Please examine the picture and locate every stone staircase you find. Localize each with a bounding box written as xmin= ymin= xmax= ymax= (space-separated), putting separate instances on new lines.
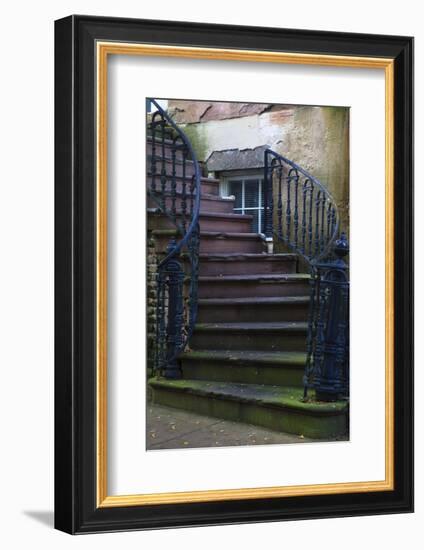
xmin=147 ymin=136 xmax=348 ymax=440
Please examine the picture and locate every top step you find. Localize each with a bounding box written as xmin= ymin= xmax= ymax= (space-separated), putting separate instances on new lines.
xmin=147 ymin=135 xmax=194 ymax=160
xmin=147 ymin=154 xmax=198 ymax=178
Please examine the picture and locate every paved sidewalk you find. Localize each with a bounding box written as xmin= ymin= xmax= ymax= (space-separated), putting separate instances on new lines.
xmin=146 ymin=404 xmax=313 ymax=450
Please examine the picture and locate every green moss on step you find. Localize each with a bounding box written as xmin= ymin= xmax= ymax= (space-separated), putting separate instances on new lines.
xmin=149 ymin=379 xmax=348 ymax=439
xmin=149 ymin=379 xmax=348 ymax=414
xmin=182 ymin=363 xmax=304 ymax=387
xmin=182 ymin=349 xmax=307 ymax=365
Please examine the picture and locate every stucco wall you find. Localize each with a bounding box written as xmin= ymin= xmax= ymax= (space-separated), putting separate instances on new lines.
xmin=168 ymin=100 xmax=349 ymax=233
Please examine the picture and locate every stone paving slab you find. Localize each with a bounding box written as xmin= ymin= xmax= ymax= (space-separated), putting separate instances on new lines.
xmin=146 ymin=404 xmax=314 ymax=450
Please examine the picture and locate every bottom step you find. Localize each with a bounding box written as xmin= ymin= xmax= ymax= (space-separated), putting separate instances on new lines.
xmin=149 ymin=379 xmax=348 ymax=440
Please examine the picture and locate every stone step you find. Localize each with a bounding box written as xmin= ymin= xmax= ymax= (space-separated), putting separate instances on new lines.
xmin=197 ymin=232 xmax=263 ymax=254
xmin=180 ymin=349 xmax=307 ymax=387
xmin=148 ymin=210 xmax=253 ymax=233
xmin=197 ymin=296 xmax=310 ymax=323
xmin=147 ymin=174 xmax=220 ymax=195
xmin=148 ymin=378 xmax=348 ymax=439
xmin=148 ymin=191 xmax=235 ymax=214
xmin=197 ymin=273 xmax=310 ymax=298
xmin=147 ymin=136 xmax=188 ymax=158
xmin=190 ymin=321 xmax=307 ymax=352
xmin=152 ymin=230 xmax=264 ymax=254
xmin=147 ymin=154 xmax=197 ymax=178
xmin=193 ymin=253 xmax=298 ymax=276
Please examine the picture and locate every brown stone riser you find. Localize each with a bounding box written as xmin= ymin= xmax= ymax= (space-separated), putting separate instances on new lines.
xmin=147 ymin=139 xmax=190 ymax=159
xmin=197 ymin=279 xmax=310 ymax=298
xmin=190 ymin=329 xmax=307 ymax=352
xmin=180 ymin=361 xmax=304 ymax=387
xmin=196 ymin=301 xmax=309 ymax=323
xmin=198 ymin=238 xmax=263 ymax=254
xmin=147 ymin=194 xmax=235 ymax=214
xmin=197 ymin=257 xmax=297 ymax=276
xmin=147 ymin=156 xmax=197 ymax=178
xmin=148 ymin=213 xmax=252 ymax=233
xmin=152 ymin=234 xmax=263 ymax=255
xmin=147 ymin=175 xmax=219 ymax=196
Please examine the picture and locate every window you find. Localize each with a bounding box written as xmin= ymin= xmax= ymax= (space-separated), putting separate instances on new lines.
xmin=227 ymin=176 xmax=265 ymax=233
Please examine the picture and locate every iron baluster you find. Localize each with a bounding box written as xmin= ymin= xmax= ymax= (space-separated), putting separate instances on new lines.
xmin=181 ymin=148 xmax=188 ymax=232
xmin=160 ymin=121 xmax=167 ymax=211
xmin=170 ymin=142 xmax=177 ymax=223
xmin=293 ymin=175 xmax=299 ymax=249
xmin=327 ymin=203 xmax=332 ymax=244
xmin=150 ymin=114 xmax=157 ymax=194
xmin=320 ymin=197 xmax=326 ymax=256
xmin=286 ymin=169 xmax=295 ymax=246
xmin=308 ymin=183 xmax=314 ymax=259
xmin=314 ymin=191 xmax=322 ymax=256
xmin=301 ymin=181 xmax=309 ymax=255
xmin=277 ymin=165 xmax=283 ymax=239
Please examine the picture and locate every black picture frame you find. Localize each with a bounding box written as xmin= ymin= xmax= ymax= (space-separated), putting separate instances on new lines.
xmin=55 ymin=15 xmax=414 ymax=534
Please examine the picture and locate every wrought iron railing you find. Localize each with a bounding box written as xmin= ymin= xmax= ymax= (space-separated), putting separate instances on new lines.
xmin=263 ymin=149 xmax=339 ymax=262
xmin=263 ymin=148 xmax=349 ymax=401
xmin=148 ymin=99 xmax=201 ymax=379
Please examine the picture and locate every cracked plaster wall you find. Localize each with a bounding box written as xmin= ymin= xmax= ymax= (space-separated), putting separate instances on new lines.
xmin=168 ymin=100 xmax=349 ymax=233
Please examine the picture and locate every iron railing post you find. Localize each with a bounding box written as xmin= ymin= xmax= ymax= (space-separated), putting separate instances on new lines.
xmin=304 ymin=233 xmax=349 ymax=401
xmin=163 ymin=239 xmax=184 ymax=379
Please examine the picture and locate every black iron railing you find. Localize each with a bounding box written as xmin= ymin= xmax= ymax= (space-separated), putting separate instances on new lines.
xmin=263 ymin=149 xmax=339 ymax=262
xmin=263 ymin=149 xmax=349 ymax=401
xmin=148 ymin=99 xmax=201 ymax=379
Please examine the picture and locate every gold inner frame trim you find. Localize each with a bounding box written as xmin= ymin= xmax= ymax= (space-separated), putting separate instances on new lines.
xmin=96 ymin=41 xmax=395 ymax=508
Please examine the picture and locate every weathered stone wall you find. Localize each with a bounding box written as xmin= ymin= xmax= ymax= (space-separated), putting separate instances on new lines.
xmin=167 ymin=100 xmax=349 ymax=233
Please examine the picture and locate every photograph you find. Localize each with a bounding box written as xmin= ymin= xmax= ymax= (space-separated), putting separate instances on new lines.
xmin=146 ymin=97 xmax=350 ymax=450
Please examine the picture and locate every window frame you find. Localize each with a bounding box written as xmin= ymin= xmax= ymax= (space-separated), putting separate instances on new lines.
xmin=221 ymin=171 xmax=265 ymax=233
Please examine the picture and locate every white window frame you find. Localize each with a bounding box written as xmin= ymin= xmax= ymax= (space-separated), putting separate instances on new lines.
xmin=221 ymin=172 xmax=264 ymax=233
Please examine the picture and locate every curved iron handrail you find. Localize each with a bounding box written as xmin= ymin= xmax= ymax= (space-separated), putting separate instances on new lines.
xmin=150 ymin=99 xmax=201 ymax=267
xmin=264 ymin=148 xmax=340 ymax=264
xmin=147 ymin=99 xmax=201 ymax=378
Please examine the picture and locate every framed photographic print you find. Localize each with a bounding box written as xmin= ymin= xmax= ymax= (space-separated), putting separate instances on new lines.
xmin=54 ymin=15 xmax=413 ymax=533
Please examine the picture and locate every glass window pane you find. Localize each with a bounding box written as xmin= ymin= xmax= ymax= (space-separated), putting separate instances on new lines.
xmin=245 ymin=180 xmax=259 ymax=208
xmin=228 ymin=180 xmax=242 ymax=209
xmin=249 ymin=209 xmax=259 ymax=233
